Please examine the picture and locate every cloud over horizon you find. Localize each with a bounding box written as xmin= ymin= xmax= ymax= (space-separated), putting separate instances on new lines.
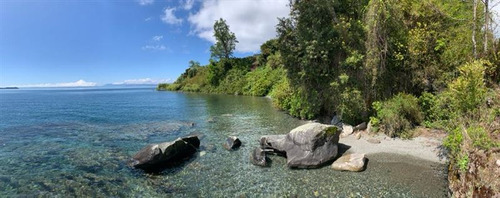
xmin=112 ymin=78 xmax=172 ymax=85
xmin=11 ymin=80 xmax=97 ymax=88
xmin=188 ymin=0 xmax=290 ymax=53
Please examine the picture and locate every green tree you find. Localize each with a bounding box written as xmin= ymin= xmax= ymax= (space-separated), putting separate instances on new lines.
xmin=210 ymin=18 xmax=238 ymax=60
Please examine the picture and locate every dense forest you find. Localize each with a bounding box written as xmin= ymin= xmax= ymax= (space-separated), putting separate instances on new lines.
xmin=158 ymin=0 xmax=500 ymax=196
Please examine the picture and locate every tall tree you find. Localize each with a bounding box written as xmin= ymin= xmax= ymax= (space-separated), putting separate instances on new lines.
xmin=210 ymin=18 xmax=238 ymax=60
xmin=473 ymin=0 xmax=478 ymax=59
xmin=484 ymin=0 xmax=490 ymax=53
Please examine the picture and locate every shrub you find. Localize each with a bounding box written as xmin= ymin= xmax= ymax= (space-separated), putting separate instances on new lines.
xmin=448 ymin=60 xmax=487 ymax=114
xmin=269 ymin=77 xmax=293 ymax=110
xmin=467 ymin=125 xmax=498 ymax=150
xmin=372 ymin=93 xmax=423 ymax=138
xmin=443 ymin=127 xmax=463 ymax=156
xmin=338 ymin=88 xmax=367 ymax=125
xmin=244 ymin=65 xmax=285 ymax=96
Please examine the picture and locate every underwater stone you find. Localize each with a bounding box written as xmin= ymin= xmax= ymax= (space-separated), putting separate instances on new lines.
xmin=223 ymin=136 xmax=241 ymax=151
xmin=128 ymin=135 xmax=200 ymax=171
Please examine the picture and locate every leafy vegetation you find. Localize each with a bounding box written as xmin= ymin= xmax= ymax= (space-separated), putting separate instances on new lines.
xmin=158 ymin=2 xmax=500 ymax=195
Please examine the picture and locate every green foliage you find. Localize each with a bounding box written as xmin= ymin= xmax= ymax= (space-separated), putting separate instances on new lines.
xmin=467 ymin=125 xmax=498 ymax=150
xmin=216 ymin=68 xmax=247 ymax=95
xmin=244 ymin=65 xmax=285 ymax=96
xmin=210 ymin=18 xmax=238 ymax=60
xmin=277 ymin=0 xmax=368 ymax=118
xmin=448 ymin=61 xmax=487 ymax=114
xmin=372 ymin=93 xmax=423 ymax=137
xmin=269 ymin=77 xmax=293 ymax=111
xmin=457 ymin=154 xmax=469 ymax=172
xmin=338 ymin=88 xmax=367 ymax=124
xmin=443 ymin=127 xmax=463 ymax=156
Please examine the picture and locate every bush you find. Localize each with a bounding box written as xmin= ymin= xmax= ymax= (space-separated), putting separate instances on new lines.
xmin=443 ymin=127 xmax=463 ymax=156
xmin=338 ymin=88 xmax=367 ymax=125
xmin=448 ymin=60 xmax=487 ymax=114
xmin=244 ymin=65 xmax=285 ymax=96
xmin=467 ymin=125 xmax=498 ymax=150
xmin=372 ymin=93 xmax=423 ymax=138
xmin=269 ymin=77 xmax=293 ymax=110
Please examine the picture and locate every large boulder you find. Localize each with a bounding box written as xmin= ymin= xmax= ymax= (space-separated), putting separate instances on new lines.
xmin=223 ymin=136 xmax=242 ymax=150
xmin=260 ymin=123 xmax=341 ymax=168
xmin=331 ymin=153 xmax=367 ymax=172
xmin=129 ymin=135 xmax=200 ymax=171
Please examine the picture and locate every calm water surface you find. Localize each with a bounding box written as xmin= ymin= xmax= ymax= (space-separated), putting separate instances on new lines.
xmin=0 ymin=88 xmax=447 ymax=197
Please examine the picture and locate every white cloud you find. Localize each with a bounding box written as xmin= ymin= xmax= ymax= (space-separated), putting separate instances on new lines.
xmin=145 ymin=17 xmax=152 ymax=22
xmin=112 ymin=78 xmax=172 ymax=85
xmin=137 ymin=0 xmax=153 ymax=6
xmin=14 ymin=80 xmax=97 ymax=88
xmin=152 ymin=35 xmax=163 ymax=41
xmin=182 ymin=0 xmax=195 ymax=10
xmin=142 ymin=45 xmax=167 ymax=51
xmin=161 ymin=7 xmax=183 ymax=25
xmin=188 ymin=0 xmax=290 ymax=53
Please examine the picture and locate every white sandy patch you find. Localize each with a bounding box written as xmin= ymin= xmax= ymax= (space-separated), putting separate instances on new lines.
xmin=339 ymin=133 xmax=447 ymax=164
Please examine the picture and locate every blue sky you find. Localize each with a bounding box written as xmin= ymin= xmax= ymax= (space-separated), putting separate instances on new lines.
xmin=0 ymin=0 xmax=290 ymax=87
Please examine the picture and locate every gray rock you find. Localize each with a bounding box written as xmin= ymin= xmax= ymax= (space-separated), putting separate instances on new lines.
xmin=223 ymin=136 xmax=242 ymax=150
xmin=259 ymin=123 xmax=341 ymax=168
xmin=340 ymin=124 xmax=354 ymax=138
xmin=129 ymin=135 xmax=200 ymax=171
xmin=367 ymin=138 xmax=381 ymax=144
xmin=260 ymin=135 xmax=287 ymax=153
xmin=353 ymin=122 xmax=367 ymax=131
xmin=250 ymin=147 xmax=269 ymax=167
xmin=331 ymin=153 xmax=366 ymax=172
xmin=330 ymin=115 xmax=343 ymax=128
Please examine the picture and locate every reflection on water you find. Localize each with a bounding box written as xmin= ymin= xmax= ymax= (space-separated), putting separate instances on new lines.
xmin=0 ymin=89 xmax=447 ymax=197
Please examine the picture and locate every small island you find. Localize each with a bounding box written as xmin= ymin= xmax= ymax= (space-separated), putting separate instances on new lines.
xmin=0 ymin=87 xmax=19 ymax=89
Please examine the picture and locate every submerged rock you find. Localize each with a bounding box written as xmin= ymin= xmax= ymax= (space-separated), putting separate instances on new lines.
xmin=331 ymin=153 xmax=367 ymax=172
xmin=250 ymin=147 xmax=269 ymax=167
xmin=128 ymin=135 xmax=200 ymax=171
xmin=223 ymin=136 xmax=242 ymax=150
xmin=259 ymin=123 xmax=341 ymax=168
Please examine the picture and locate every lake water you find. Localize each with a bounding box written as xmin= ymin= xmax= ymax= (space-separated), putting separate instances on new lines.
xmin=0 ymin=88 xmax=448 ymax=197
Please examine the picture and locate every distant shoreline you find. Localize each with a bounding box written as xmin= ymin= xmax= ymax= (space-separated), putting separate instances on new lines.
xmin=0 ymin=87 xmax=19 ymax=89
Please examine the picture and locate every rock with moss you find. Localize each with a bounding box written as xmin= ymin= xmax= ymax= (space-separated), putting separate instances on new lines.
xmin=260 ymin=123 xmax=341 ymax=168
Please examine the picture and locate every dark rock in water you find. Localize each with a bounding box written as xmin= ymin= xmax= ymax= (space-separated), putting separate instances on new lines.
xmin=259 ymin=123 xmax=341 ymax=168
xmin=223 ymin=136 xmax=241 ymax=150
xmin=181 ymin=135 xmax=200 ymax=148
xmin=250 ymin=147 xmax=269 ymax=167
xmin=128 ymin=135 xmax=200 ymax=171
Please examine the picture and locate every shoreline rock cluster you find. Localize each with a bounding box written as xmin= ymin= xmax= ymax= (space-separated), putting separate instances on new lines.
xmin=128 ymin=122 xmax=367 ymax=173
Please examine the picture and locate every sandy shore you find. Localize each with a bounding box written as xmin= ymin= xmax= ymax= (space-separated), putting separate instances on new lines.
xmin=339 ymin=132 xmax=448 ymax=164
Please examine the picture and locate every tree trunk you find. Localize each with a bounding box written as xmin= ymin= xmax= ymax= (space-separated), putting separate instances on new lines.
xmin=473 ymin=0 xmax=478 ymax=59
xmin=484 ymin=0 xmax=489 ymax=54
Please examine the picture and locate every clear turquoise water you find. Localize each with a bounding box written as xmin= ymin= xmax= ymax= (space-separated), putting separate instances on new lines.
xmin=0 ymin=88 xmax=448 ymax=197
